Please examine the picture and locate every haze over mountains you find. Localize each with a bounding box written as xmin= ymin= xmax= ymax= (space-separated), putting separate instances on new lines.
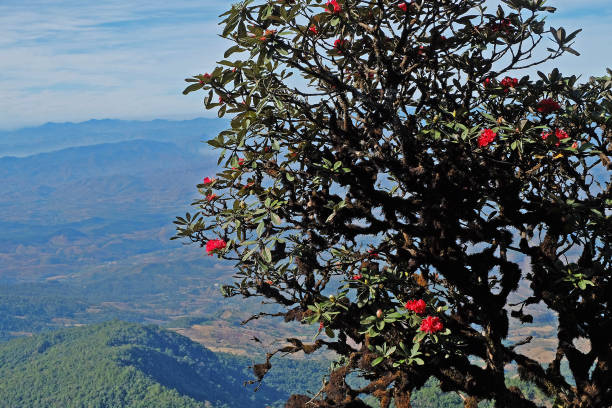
xmin=0 ymin=118 xmax=561 ymax=407
xmin=0 ymin=119 xmax=261 ymax=342
xmin=0 ymin=119 xmax=227 ymax=158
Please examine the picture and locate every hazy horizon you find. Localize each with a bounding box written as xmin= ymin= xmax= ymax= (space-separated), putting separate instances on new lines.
xmin=1 ymin=0 xmax=611 ymax=130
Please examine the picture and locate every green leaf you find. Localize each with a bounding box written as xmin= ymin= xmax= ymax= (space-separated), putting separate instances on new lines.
xmin=224 ymin=45 xmax=245 ymax=58
xmin=270 ymin=213 xmax=282 ymax=225
xmin=182 ymin=83 xmax=203 ymax=95
xmin=371 ymin=357 xmax=384 ymax=367
xmin=262 ymin=246 xmax=272 ymax=263
xmin=256 ymin=221 xmax=265 ymax=237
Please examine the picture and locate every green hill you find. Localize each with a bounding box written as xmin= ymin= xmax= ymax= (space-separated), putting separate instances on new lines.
xmin=0 ymin=320 xmax=327 ymax=408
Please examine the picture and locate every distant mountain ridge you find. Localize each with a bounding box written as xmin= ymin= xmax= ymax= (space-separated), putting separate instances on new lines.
xmin=0 ymin=118 xmax=227 ymax=158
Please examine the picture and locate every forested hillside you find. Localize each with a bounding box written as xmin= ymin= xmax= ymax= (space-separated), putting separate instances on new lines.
xmin=0 ymin=320 xmax=328 ymax=408
xmin=0 ymin=321 xmax=553 ymax=408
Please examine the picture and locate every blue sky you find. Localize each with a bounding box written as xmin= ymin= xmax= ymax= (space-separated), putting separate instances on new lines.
xmin=0 ymin=0 xmax=610 ymax=130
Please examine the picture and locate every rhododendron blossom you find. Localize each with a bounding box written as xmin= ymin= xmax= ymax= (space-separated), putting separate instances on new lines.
xmin=555 ymin=129 xmax=569 ymax=146
xmin=351 ymin=274 xmax=363 ymax=280
xmin=309 ymin=25 xmax=318 ymax=35
xmin=541 ymin=129 xmax=569 ymax=146
xmin=555 ymin=129 xmax=569 ymax=141
xmin=203 ymin=177 xmax=215 ymax=184
xmin=500 ymin=76 xmax=518 ymax=87
xmin=232 ymin=158 xmax=245 ymax=170
xmin=398 ymin=2 xmax=407 ymax=11
xmin=482 ymin=77 xmax=493 ymax=88
xmin=478 ymin=128 xmax=497 ymax=147
xmin=206 ymin=194 xmax=217 ymax=201
xmin=326 ymin=0 xmax=341 ymax=13
xmin=334 ymin=39 xmax=347 ymax=51
xmin=205 ymin=239 xmax=226 ymax=255
xmin=405 ymin=299 xmax=426 ymax=314
xmin=536 ymin=98 xmax=561 ymax=114
xmin=500 ymin=76 xmax=518 ymax=89
xmin=419 ymin=316 xmax=443 ymax=333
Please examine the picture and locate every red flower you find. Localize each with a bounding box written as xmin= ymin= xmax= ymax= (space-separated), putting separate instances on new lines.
xmin=555 ymin=129 xmax=569 ymax=141
xmin=536 ymin=98 xmax=561 ymax=114
xmin=555 ymin=129 xmax=569 ymax=146
xmin=334 ymin=38 xmax=347 ymax=51
xmin=405 ymin=299 xmax=426 ymax=314
xmin=206 ymin=193 xmax=217 ymax=201
xmin=419 ymin=316 xmax=443 ymax=333
xmin=309 ymin=25 xmax=318 ymax=35
xmin=218 ymin=96 xmax=225 ymax=104
xmin=232 ymin=158 xmax=245 ymax=170
xmin=500 ymin=76 xmax=518 ymax=89
xmin=398 ymin=2 xmax=407 ymax=11
xmin=404 ymin=299 xmax=427 ymax=314
xmin=202 ymin=73 xmax=211 ymax=79
xmin=478 ymin=128 xmax=497 ymax=147
xmin=541 ymin=129 xmax=569 ymax=146
xmin=319 ymin=321 xmax=324 ymax=331
xmin=489 ymin=18 xmax=512 ymax=34
xmin=205 ymin=239 xmax=226 ymax=256
xmin=571 ymin=141 xmax=578 ymax=149
xmin=351 ymin=274 xmax=363 ymax=280
xmin=326 ymin=0 xmax=341 ymax=13
xmin=483 ymin=77 xmax=494 ymax=88
xmin=203 ymin=177 xmax=215 ymax=185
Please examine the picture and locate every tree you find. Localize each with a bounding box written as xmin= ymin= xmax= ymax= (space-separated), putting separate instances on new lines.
xmin=175 ymin=0 xmax=611 ymax=406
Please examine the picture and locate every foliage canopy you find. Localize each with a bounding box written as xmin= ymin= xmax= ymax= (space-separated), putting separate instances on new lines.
xmin=177 ymin=0 xmax=611 ymax=406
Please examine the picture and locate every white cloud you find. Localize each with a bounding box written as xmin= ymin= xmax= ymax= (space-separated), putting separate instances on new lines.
xmin=0 ymin=0 xmax=610 ymax=130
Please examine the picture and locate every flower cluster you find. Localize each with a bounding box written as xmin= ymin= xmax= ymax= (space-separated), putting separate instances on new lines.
xmin=203 ymin=177 xmax=215 ymax=185
xmin=398 ymin=2 xmax=407 ymax=11
xmin=309 ymin=25 xmax=318 ymax=35
xmin=478 ymin=128 xmax=497 ymax=147
xmin=326 ymin=0 xmax=341 ymax=13
xmin=419 ymin=316 xmax=444 ymax=333
xmin=405 ymin=299 xmax=426 ymax=314
xmin=488 ymin=18 xmax=512 ymax=34
xmin=232 ymin=158 xmax=245 ymax=170
xmin=536 ymin=98 xmax=561 ymax=114
xmin=206 ymin=193 xmax=217 ymax=201
xmin=334 ymin=38 xmax=347 ymax=52
xmin=500 ymin=76 xmax=518 ymax=91
xmin=205 ymin=239 xmax=226 ymax=255
xmin=259 ymin=29 xmax=277 ymax=42
xmin=541 ymin=128 xmax=569 ymax=146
